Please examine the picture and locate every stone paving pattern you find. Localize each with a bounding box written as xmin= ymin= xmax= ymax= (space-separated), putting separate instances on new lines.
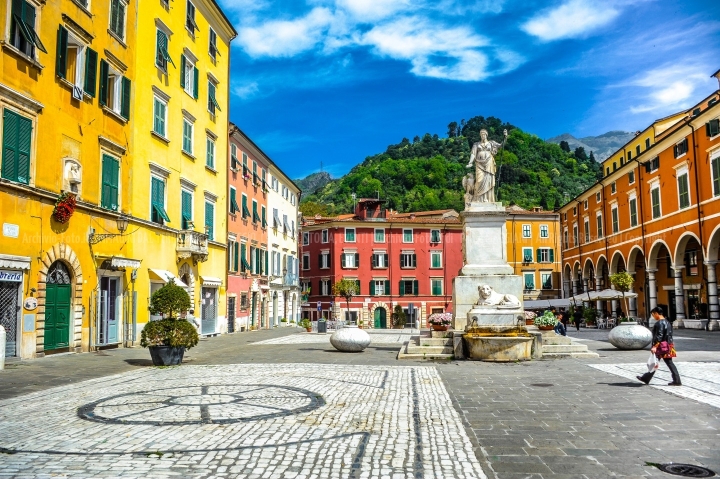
xmin=1 ymin=326 xmax=719 ymax=478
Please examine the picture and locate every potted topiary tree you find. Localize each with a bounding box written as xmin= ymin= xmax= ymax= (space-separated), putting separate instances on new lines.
xmin=391 ymin=305 xmax=406 ymax=329
xmin=141 ymin=281 xmax=199 ymax=366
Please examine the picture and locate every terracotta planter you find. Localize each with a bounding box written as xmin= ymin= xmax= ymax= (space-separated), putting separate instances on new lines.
xmin=526 ymin=319 xmax=535 ymax=325
xmin=431 ymin=324 xmax=450 ymax=331
xmin=537 ymin=325 xmax=554 ymax=331
xmin=305 ymin=327 xmax=312 ymax=332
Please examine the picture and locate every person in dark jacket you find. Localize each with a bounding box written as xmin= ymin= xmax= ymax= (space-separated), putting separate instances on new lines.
xmin=553 ymin=312 xmax=567 ymax=336
xmin=572 ymin=307 xmax=583 ymax=331
xmin=637 ymin=306 xmax=682 ymax=386
xmin=559 ymin=308 xmax=569 ymax=329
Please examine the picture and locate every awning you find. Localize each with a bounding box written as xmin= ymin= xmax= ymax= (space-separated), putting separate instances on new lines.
xmin=111 ymin=257 xmax=141 ymax=269
xmin=524 ymin=298 xmax=572 ymax=309
xmin=0 ymin=254 xmax=31 ymax=270
xmin=201 ymin=276 xmax=222 ymax=287
xmin=149 ymin=269 xmax=189 ymax=288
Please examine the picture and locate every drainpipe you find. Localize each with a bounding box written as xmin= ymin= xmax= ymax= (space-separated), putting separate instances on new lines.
xmin=633 ymin=157 xmax=649 ymax=316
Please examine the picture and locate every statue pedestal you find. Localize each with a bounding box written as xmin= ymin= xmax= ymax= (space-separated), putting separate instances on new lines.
xmin=451 ymin=201 xmax=531 ymax=361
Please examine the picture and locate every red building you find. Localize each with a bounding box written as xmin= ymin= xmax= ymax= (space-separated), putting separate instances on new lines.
xmin=300 ymin=200 xmax=462 ymax=328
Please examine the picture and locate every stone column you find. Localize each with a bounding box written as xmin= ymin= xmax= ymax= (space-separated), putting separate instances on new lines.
xmin=563 ymin=280 xmax=571 ymax=298
xmin=674 ymin=266 xmax=686 ymax=325
xmin=595 ymin=278 xmax=603 ymax=314
xmin=628 ymin=272 xmax=637 ymax=317
xmin=583 ymin=278 xmax=589 ymax=295
xmin=705 ymin=261 xmax=719 ymax=330
xmin=647 ymin=269 xmax=658 ymax=311
xmin=572 ymin=278 xmax=578 ymax=296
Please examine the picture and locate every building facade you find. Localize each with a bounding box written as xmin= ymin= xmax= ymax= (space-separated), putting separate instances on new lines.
xmin=300 ymin=201 xmax=462 ymax=327
xmin=559 ymin=79 xmax=720 ymax=328
xmin=227 ymin=124 xmax=271 ymax=331
xmin=0 ymin=0 xmax=138 ymax=358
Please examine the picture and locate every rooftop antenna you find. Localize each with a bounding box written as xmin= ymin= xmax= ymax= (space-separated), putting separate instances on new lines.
xmin=351 ymin=193 xmax=357 ymax=212
xmin=376 ymin=190 xmax=380 ymax=200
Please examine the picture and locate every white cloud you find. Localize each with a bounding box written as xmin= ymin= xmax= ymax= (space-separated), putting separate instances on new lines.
xmin=626 ymin=65 xmax=714 ymax=114
xmin=335 ymin=0 xmax=410 ymax=21
xmin=521 ymin=0 xmax=620 ymax=41
xmin=232 ymin=82 xmax=261 ymax=99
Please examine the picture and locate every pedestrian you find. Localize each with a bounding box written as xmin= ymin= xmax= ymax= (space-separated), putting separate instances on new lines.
xmin=572 ymin=307 xmax=582 ymax=331
xmin=559 ymin=308 xmax=569 ymax=328
xmin=636 ymin=306 xmax=682 ymax=386
xmin=187 ymin=308 xmax=200 ymax=329
xmin=615 ymin=305 xmax=622 ymax=318
xmin=553 ymin=312 xmax=566 ymax=336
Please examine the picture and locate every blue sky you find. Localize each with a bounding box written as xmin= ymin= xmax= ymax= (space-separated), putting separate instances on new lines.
xmin=218 ymin=0 xmax=720 ymax=181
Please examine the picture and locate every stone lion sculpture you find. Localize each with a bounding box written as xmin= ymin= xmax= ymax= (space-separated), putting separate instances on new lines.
xmin=477 ymin=284 xmax=520 ymax=306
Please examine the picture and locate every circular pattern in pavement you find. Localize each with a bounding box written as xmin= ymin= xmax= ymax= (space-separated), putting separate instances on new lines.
xmin=77 ymin=384 xmax=324 ymax=425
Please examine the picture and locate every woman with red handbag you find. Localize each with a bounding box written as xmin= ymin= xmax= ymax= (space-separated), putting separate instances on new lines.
xmin=636 ymin=306 xmax=682 ymax=386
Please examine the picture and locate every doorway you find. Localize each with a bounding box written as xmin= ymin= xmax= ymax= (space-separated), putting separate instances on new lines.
xmin=272 ymin=292 xmax=278 ymax=326
xmin=45 ymin=262 xmax=72 ymax=351
xmin=98 ymin=277 xmax=119 ymax=345
xmin=227 ymin=296 xmax=236 ymax=333
xmin=373 ymin=307 xmax=387 ymax=329
xmin=201 ymin=287 xmax=217 ymax=334
xmin=0 ymin=280 xmax=20 ymax=357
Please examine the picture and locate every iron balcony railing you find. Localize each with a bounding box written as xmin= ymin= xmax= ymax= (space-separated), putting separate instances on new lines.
xmin=283 ymin=273 xmax=299 ymax=287
xmin=177 ymin=230 xmax=209 ymax=261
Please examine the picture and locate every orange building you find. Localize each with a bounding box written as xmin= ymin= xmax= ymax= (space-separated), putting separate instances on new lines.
xmin=559 ymin=74 xmax=720 ymax=329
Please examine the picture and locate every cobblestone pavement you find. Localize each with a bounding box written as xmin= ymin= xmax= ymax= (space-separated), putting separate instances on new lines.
xmin=0 ymin=364 xmax=485 ymax=479
xmin=250 ymin=330 xmax=415 ymax=345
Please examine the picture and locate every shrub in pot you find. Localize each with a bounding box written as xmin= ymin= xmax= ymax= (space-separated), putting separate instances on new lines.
xmin=533 ymin=311 xmax=557 ymax=330
xmin=299 ymin=318 xmax=312 ymax=331
xmin=141 ymin=281 xmax=199 ymax=366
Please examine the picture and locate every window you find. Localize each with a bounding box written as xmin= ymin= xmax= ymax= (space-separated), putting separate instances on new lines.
xmin=371 ymin=280 xmax=388 ymax=296
xmin=611 ymin=206 xmax=619 ymax=234
xmin=242 ymin=152 xmax=248 ymax=176
xmin=430 ymin=251 xmax=442 ymax=268
xmin=10 ymin=0 xmax=46 ymax=58
xmin=261 ymin=205 xmax=266 ymax=228
xmin=596 ymin=192 xmax=601 ymax=202
xmin=629 ymin=197 xmax=638 ymax=227
xmin=252 ymin=200 xmax=260 ymax=224
xmin=374 ymin=229 xmax=385 ymax=243
xmin=302 ymin=254 xmax=309 ymax=270
xmin=522 ymin=247 xmax=533 ymax=263
xmin=611 ymin=182 xmax=616 ymax=194
xmin=400 ymin=252 xmax=416 ymax=268
xmin=239 ymin=244 xmax=249 ymax=272
xmin=651 ymin=185 xmax=661 ymax=219
xmin=646 ymin=138 xmax=651 ymax=149
xmin=583 ymin=199 xmax=588 ymax=210
xmin=322 ymin=229 xmax=328 ymax=243
xmin=230 ymin=144 xmax=239 ymax=169
xmin=522 ymin=224 xmax=531 ymax=238
xmin=155 ymin=29 xmax=174 ymax=71
xmin=677 ymin=168 xmax=690 ymax=209
xmin=345 ymin=228 xmax=356 ymax=242
xmin=153 ymin=96 xmax=167 ymax=137
xmin=109 ymin=0 xmax=127 ymax=40
xmin=303 ymin=232 xmax=309 ymax=245
xmin=403 ymin=229 xmax=413 ymax=243
xmin=524 ymin=273 xmax=535 ymax=290
xmin=56 ymin=27 xmax=96 ymax=100
xmin=372 ymin=252 xmax=388 ymax=268
xmin=596 ymin=213 xmax=603 ymax=238
xmin=584 ymin=219 xmax=589 ymax=243
xmin=241 ymin=194 xmax=250 ymax=219
xmin=98 ymin=60 xmax=131 ymax=119
xmin=399 ymin=280 xmax=418 ymax=296
xmin=636 ymin=145 xmax=641 ymax=156
xmin=186 ymin=0 xmax=198 ymax=34
xmin=430 ymin=229 xmax=441 ymax=243
xmin=343 ymin=252 xmax=358 ymax=268
xmin=209 ymin=28 xmax=218 ymax=61
xmin=150 ymin=177 xmax=170 ymax=224
xmin=228 ymin=240 xmax=237 ymax=272
xmin=261 ymin=169 xmax=267 ymax=190
xmin=646 ymin=157 xmax=660 ymax=173
xmin=252 ymin=161 xmax=258 ymax=184
xmin=572 ymin=206 xmax=577 ymax=215
xmin=321 ymin=280 xmax=330 ymax=296
xmin=1 ymin=109 xmax=32 ymax=184
xmin=674 ymin=138 xmax=689 ymax=158
xmin=208 ymin=80 xmax=221 ymax=115
xmin=431 ymin=279 xmax=443 ymax=296
xmin=206 ymin=136 xmax=215 ymax=169
xmin=538 ymin=248 xmax=553 ymax=263
xmin=320 ymin=252 xmax=330 ymax=269
xmin=540 ymin=225 xmax=549 ymax=238
xmin=182 ymin=119 xmax=193 ymax=154
xmin=181 ymin=189 xmax=193 ymax=229
xmin=685 ymin=250 xmax=699 ymax=276
xmin=204 ymin=201 xmax=214 ymax=241
xmin=707 ymin=119 xmax=720 ymax=138
xmin=712 ymin=152 xmax=720 ymax=197
xmin=628 ymin=171 xmax=635 ymax=184
xmin=563 ymin=229 xmax=568 ymax=249
xmin=100 ymin=154 xmax=119 ymax=210
xmin=627 ymin=151 xmax=632 ymax=161
xmin=229 ymin=187 xmax=239 ymax=214
xmin=606 ymin=167 xmax=610 ymax=176
xmin=573 ymin=224 xmax=578 ymax=246
xmin=180 ymin=55 xmax=199 ymax=98
xmin=541 ymin=273 xmax=552 ymax=290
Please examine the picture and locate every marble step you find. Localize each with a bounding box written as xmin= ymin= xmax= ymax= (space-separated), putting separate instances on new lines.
xmin=542 ymin=344 xmax=591 ymax=353
xmin=397 ymin=352 xmax=455 ymax=360
xmin=406 ymin=345 xmax=454 ymax=355
xmin=543 ymin=336 xmax=573 ymax=345
xmin=418 ymin=338 xmax=454 ymax=347
xmin=420 ymin=330 xmax=455 ymax=339
xmin=543 ymin=352 xmax=600 ymax=358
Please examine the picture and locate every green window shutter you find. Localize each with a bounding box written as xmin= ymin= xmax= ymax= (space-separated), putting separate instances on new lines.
xmin=355 ymin=280 xmax=361 ymax=295
xmin=120 ymin=76 xmax=131 ymax=120
xmin=16 ymin=112 xmax=31 ymax=184
xmin=262 ymin=206 xmax=266 ymax=227
xmin=536 ymin=248 xmax=541 ymax=262
xmin=181 ymin=190 xmax=192 ymax=229
xmin=230 ymin=188 xmax=236 ymax=213
xmin=399 ymin=281 xmax=404 ymax=296
xmin=180 ymin=55 xmax=186 ymax=88
xmin=56 ymin=25 xmax=68 ymax=79
xmin=84 ymin=48 xmax=97 ymax=97
xmin=412 ymin=254 xmax=417 ymax=268
xmin=205 ymin=202 xmax=214 ymax=241
xmin=549 ymin=249 xmax=554 ymax=263
xmin=265 ymin=249 xmax=268 ymax=274
xmin=240 ymin=244 xmax=247 ymax=272
xmin=2 ymin=110 xmax=19 ymax=182
xmin=98 ymin=61 xmax=109 ymax=107
xmin=713 ymin=157 xmax=720 ymax=196
xmin=341 ymin=254 xmax=346 ymax=268
xmin=413 ymin=280 xmax=418 ymax=295
xmin=193 ymin=67 xmax=199 ymax=99
xmin=371 ymin=254 xmax=376 ymax=268
xmin=369 ymin=281 xmax=375 ymax=296
xmin=101 ymin=155 xmax=119 ymax=210
xmin=384 ymin=280 xmax=390 ymax=295
xmin=355 ymin=253 xmax=359 ymax=268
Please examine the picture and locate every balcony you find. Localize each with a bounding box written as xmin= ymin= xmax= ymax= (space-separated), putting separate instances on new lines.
xmin=283 ymin=273 xmax=299 ymax=287
xmin=177 ymin=230 xmax=209 ymax=264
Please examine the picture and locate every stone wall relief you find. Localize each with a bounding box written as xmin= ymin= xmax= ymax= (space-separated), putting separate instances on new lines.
xmin=62 ymin=158 xmax=82 ymax=196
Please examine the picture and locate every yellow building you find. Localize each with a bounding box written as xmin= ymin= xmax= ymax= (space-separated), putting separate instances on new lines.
xmin=0 ymin=0 xmax=137 ymax=358
xmin=126 ymin=0 xmax=236 ymax=336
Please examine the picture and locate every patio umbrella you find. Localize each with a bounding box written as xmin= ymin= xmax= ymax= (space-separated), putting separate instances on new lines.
xmin=594 ymin=289 xmax=638 ymax=300
xmin=570 ymin=291 xmax=600 ymax=302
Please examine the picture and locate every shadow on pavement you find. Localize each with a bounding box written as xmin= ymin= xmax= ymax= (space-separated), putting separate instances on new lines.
xmin=124 ymin=359 xmax=154 ymax=367
xmin=600 ymin=382 xmax=644 ymax=387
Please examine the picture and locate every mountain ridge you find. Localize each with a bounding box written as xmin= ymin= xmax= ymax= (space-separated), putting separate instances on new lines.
xmin=547 ymin=131 xmax=635 ymax=162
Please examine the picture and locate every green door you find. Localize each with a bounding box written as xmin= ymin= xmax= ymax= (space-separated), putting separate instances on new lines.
xmin=374 ymin=307 xmax=387 ymax=329
xmin=45 ymin=262 xmax=72 ymax=351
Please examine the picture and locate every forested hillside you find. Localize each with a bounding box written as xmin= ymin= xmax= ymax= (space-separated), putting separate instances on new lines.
xmin=300 ymin=116 xmax=601 ymax=215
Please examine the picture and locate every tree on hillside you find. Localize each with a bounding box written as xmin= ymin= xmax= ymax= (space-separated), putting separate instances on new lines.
xmin=447 ymin=122 xmax=458 ymax=137
xmin=299 ymin=201 xmax=330 ymax=218
xmin=589 ymin=151 xmax=596 ymax=162
xmin=560 ymin=141 xmax=571 ymax=152
xmin=574 ymin=146 xmax=588 ymax=161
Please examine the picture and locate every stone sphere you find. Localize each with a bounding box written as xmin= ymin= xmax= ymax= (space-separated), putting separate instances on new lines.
xmin=330 ymin=326 xmax=371 ymax=352
xmin=608 ymin=322 xmax=652 ymax=350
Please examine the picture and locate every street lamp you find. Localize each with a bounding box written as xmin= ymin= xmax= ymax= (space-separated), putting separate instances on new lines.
xmin=89 ymin=215 xmax=129 ymax=245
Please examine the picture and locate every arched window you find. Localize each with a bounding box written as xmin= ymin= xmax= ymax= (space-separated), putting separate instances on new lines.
xmin=47 ymin=262 xmax=71 ymax=284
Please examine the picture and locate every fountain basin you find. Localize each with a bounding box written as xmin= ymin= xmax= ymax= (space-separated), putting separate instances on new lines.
xmin=463 ymin=335 xmax=533 ymax=361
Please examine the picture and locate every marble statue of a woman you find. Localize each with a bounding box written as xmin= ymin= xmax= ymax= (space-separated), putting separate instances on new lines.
xmin=465 ymin=129 xmax=507 ymax=203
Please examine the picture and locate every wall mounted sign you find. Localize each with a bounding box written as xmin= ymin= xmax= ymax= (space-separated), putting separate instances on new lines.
xmin=0 ymin=270 xmax=22 ymax=282
xmin=24 ymin=297 xmax=38 ymax=311
xmin=2 ymin=223 xmax=19 ymax=238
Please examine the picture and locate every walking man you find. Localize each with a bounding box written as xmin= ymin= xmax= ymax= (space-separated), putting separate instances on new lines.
xmin=637 ymin=306 xmax=682 ymax=386
xmin=572 ymin=307 xmax=582 ymax=331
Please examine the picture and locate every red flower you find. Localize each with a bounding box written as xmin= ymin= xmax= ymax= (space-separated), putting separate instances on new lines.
xmin=53 ymin=203 xmax=73 ymax=223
